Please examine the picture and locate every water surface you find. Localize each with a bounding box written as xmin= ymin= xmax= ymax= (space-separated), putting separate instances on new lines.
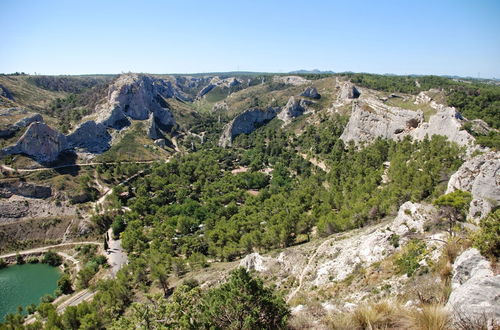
xmin=0 ymin=263 xmax=60 ymax=321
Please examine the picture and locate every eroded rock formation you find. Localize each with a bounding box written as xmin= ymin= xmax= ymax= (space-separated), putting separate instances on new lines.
xmin=67 ymin=120 xmax=111 ymax=153
xmin=301 ymin=87 xmax=321 ymax=99
xmin=277 ymin=97 xmax=308 ymax=124
xmin=219 ymin=107 xmax=279 ymax=147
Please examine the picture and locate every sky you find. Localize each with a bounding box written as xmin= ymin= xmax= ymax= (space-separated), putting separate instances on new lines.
xmin=1 ymin=0 xmax=499 ymax=77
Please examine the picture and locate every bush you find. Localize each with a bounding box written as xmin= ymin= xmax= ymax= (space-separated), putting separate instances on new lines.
xmin=58 ymin=274 xmax=73 ymax=294
xmin=395 ymin=240 xmax=427 ymax=276
xmin=0 ymin=258 xmax=7 ymax=269
xmin=16 ymin=253 xmax=25 ymax=265
xmin=42 ymin=250 xmax=63 ymax=267
xmin=472 ymin=209 xmax=500 ymax=260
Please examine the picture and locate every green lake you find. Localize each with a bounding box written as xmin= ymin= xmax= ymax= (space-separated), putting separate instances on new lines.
xmin=0 ymin=263 xmax=61 ymax=321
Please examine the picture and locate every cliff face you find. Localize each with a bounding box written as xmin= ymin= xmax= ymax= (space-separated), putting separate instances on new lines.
xmin=96 ymin=74 xmax=177 ymax=130
xmin=67 ymin=120 xmax=111 ymax=153
xmin=1 ymin=122 xmax=68 ymax=163
xmin=277 ymin=97 xmax=309 ymax=124
xmin=340 ymin=101 xmax=423 ymax=143
xmin=446 ymin=151 xmax=500 ymax=221
xmin=218 ymin=107 xmax=280 ymax=147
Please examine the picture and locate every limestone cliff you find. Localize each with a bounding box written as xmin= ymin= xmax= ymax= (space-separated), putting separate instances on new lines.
xmin=219 ymin=107 xmax=280 ymax=147
xmin=96 ymin=74 xmax=177 ymax=130
xmin=300 ymin=87 xmax=321 ymax=99
xmin=67 ymin=120 xmax=111 ymax=153
xmin=1 ymin=122 xmax=68 ymax=163
xmin=340 ymin=101 xmax=423 ymax=143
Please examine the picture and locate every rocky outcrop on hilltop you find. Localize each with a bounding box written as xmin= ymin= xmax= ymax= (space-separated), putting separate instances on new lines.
xmin=0 ymin=84 xmax=14 ymax=100
xmin=340 ymin=101 xmax=423 ymax=143
xmin=410 ymin=104 xmax=475 ymax=150
xmin=196 ymin=77 xmax=241 ymax=99
xmin=219 ymin=107 xmax=280 ymax=147
xmin=1 ymin=122 xmax=68 ymax=163
xmin=277 ymin=97 xmax=309 ymax=124
xmin=0 ymin=181 xmax=52 ymax=199
xmin=67 ymin=120 xmax=111 ymax=153
xmin=338 ymin=82 xmax=361 ymax=101
xmin=273 ymin=75 xmax=309 ymax=86
xmin=446 ymin=248 xmax=500 ymax=324
xmin=96 ymin=74 xmax=177 ymax=130
xmin=446 ymin=151 xmax=500 ymax=221
xmin=300 ymin=87 xmax=321 ymax=99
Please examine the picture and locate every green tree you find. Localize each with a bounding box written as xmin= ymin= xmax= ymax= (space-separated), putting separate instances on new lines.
xmin=42 ymin=250 xmax=63 ymax=266
xmin=58 ymin=274 xmax=73 ymax=294
xmin=433 ymin=190 xmax=472 ymax=235
xmin=199 ymin=268 xmax=289 ymax=329
xmin=472 ymin=209 xmax=500 ymax=259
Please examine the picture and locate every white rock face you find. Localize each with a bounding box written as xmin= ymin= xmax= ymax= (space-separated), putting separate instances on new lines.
xmin=277 ymin=97 xmax=308 ymax=124
xmin=96 ymin=74 xmax=177 ymax=130
xmin=196 ymin=77 xmax=241 ymax=99
xmin=338 ymin=82 xmax=361 ymax=101
xmin=410 ymin=104 xmax=476 ymax=150
xmin=67 ymin=120 xmax=111 ymax=153
xmin=239 ymin=253 xmax=277 ymax=272
xmin=340 ymin=101 xmax=423 ymax=144
xmin=446 ymin=151 xmax=500 ymax=221
xmin=273 ymin=75 xmax=309 ymax=86
xmin=1 ymin=122 xmax=68 ymax=163
xmin=447 ymin=248 xmax=500 ymax=324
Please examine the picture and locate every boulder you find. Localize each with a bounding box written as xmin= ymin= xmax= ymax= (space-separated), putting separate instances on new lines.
xmin=239 ymin=253 xmax=277 ymax=272
xmin=446 ymin=248 xmax=500 ymax=324
xmin=446 ymin=151 xmax=500 ymax=221
xmin=301 ymin=87 xmax=321 ymax=99
xmin=1 ymin=122 xmax=68 ymax=163
xmin=218 ymin=107 xmax=279 ymax=147
xmin=278 ymin=97 xmax=307 ymax=124
xmin=67 ymin=120 xmax=111 ymax=153
xmin=340 ymin=101 xmax=423 ymax=144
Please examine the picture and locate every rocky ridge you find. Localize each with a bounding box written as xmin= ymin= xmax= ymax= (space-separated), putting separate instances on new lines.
xmin=277 ymin=97 xmax=310 ymax=125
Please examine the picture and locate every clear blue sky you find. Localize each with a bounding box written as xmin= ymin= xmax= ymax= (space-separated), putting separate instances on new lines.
xmin=1 ymin=0 xmax=499 ymax=77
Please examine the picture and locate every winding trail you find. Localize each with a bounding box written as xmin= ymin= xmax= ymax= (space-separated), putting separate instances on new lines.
xmin=0 ymin=160 xmax=157 ymax=173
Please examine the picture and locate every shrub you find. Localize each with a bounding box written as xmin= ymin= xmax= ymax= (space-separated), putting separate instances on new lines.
xmin=472 ymin=209 xmax=500 ymax=260
xmin=395 ymin=240 xmax=427 ymax=277
xmin=42 ymin=250 xmax=63 ymax=267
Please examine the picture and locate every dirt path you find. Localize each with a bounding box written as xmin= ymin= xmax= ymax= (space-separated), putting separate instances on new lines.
xmin=106 ymin=228 xmax=128 ymax=277
xmin=0 ymin=160 xmax=157 ymax=173
xmin=0 ymin=241 xmax=101 ymax=259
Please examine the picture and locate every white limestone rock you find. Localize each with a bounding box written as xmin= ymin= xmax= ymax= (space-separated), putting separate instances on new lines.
xmin=447 ymin=248 xmax=500 ymax=324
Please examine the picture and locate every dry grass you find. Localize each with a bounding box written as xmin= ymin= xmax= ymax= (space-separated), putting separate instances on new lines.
xmin=323 ymin=301 xmax=459 ymax=330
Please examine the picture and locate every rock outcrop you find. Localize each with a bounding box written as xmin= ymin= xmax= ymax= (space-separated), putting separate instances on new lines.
xmin=446 ymin=151 xmax=500 ymax=221
xmin=340 ymin=101 xmax=423 ymax=143
xmin=219 ymin=107 xmax=279 ymax=147
xmin=338 ymin=82 xmax=361 ymax=100
xmin=0 ymin=181 xmax=52 ymax=199
xmin=0 ymin=84 xmax=14 ymax=100
xmin=277 ymin=97 xmax=308 ymax=124
xmin=146 ymin=113 xmax=163 ymax=140
xmin=96 ymin=74 xmax=177 ymax=130
xmin=196 ymin=77 xmax=241 ymax=99
xmin=1 ymin=122 xmax=68 ymax=163
xmin=446 ymin=248 xmax=500 ymax=324
xmin=67 ymin=120 xmax=111 ymax=153
xmin=410 ymin=104 xmax=475 ymax=150
xmin=300 ymin=87 xmax=321 ymax=99
xmin=273 ymin=75 xmax=309 ymax=86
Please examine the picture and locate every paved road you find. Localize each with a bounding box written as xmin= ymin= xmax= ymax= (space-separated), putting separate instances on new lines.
xmin=106 ymin=228 xmax=128 ymax=277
